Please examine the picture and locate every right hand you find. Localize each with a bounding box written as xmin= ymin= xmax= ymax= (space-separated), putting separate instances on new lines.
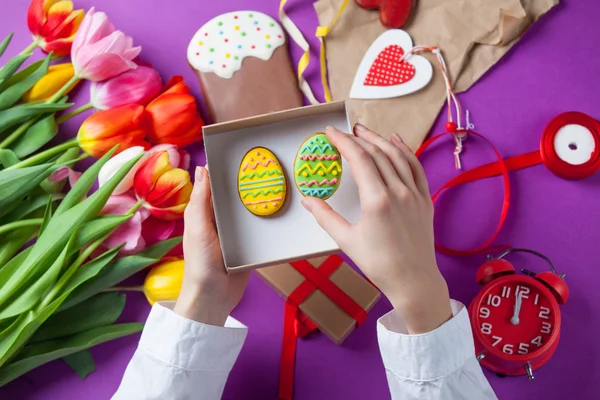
xmin=301 ymin=124 xmax=452 ymax=334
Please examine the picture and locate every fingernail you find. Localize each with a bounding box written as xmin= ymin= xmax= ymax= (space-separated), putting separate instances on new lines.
xmin=195 ymin=166 xmax=205 ymax=182
xmin=391 ymin=133 xmax=404 ymax=144
xmin=325 ymin=126 xmax=337 ymax=134
xmin=301 ymin=197 xmax=313 ymax=212
xmin=354 ymin=123 xmax=368 ymax=134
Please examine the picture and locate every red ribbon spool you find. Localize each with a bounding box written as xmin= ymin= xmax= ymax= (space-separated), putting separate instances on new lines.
xmin=441 ymin=112 xmax=600 ymax=189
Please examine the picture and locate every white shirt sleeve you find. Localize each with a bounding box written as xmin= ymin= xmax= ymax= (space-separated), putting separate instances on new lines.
xmin=112 ymin=302 xmax=247 ymax=400
xmin=377 ymin=299 xmax=497 ymax=400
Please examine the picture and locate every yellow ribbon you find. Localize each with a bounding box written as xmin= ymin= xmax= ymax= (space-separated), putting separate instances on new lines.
xmin=279 ymin=0 xmax=348 ymax=104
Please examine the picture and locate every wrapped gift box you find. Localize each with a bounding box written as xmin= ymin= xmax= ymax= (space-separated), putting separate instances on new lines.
xmin=203 ymin=102 xmax=362 ymax=273
xmin=257 ymin=254 xmax=381 ymax=344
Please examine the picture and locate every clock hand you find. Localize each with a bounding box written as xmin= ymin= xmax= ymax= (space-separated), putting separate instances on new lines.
xmin=510 ymin=291 xmax=523 ymax=325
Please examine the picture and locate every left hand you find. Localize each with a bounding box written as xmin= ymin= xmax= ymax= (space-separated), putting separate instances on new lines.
xmin=174 ymin=166 xmax=250 ymax=326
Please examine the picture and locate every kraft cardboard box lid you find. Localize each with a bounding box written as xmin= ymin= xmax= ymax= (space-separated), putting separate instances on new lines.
xmin=203 ymin=102 xmax=361 ymax=272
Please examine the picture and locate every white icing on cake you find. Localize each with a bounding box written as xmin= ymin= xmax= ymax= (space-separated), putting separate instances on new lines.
xmin=187 ymin=11 xmax=286 ymax=79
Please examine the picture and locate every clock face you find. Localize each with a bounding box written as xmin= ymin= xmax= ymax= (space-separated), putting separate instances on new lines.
xmin=474 ymin=278 xmax=559 ymax=359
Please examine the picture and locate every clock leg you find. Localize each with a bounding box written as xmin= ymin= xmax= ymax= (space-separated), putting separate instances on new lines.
xmin=476 ymin=352 xmax=486 ymax=362
xmin=525 ymin=362 xmax=535 ymax=380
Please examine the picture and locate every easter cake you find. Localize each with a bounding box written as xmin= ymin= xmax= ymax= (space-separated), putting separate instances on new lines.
xmin=187 ymin=11 xmax=303 ymax=123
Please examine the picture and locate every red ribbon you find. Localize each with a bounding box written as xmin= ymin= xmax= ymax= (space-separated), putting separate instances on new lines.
xmin=279 ymin=255 xmax=367 ymax=400
xmin=416 ymin=112 xmax=600 ymax=257
xmin=416 ymin=129 xmax=511 ymax=256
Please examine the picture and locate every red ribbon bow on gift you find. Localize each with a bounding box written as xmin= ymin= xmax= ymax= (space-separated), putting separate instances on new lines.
xmin=279 ymin=255 xmax=368 ymax=400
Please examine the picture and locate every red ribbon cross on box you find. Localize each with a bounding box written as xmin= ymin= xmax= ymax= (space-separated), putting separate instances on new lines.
xmin=278 ymin=255 xmax=368 ymax=400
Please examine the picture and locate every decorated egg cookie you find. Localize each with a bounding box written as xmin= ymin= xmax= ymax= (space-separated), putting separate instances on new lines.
xmin=294 ymin=133 xmax=342 ymax=200
xmin=238 ymin=147 xmax=286 ymax=216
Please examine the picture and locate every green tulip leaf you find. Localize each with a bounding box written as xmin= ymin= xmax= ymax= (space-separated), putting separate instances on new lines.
xmin=39 ymin=147 xmax=80 ymax=194
xmin=0 ymin=164 xmax=55 ymax=218
xmin=75 ymin=214 xmax=132 ymax=249
xmin=0 ymin=192 xmax=62 ymax=225
xmin=10 ymin=113 xmax=58 ymax=158
xmin=61 ymin=237 xmax=182 ymax=310
xmin=61 ymin=245 xmax=124 ymax=297
xmin=0 ymin=214 xmax=130 ymax=275
xmin=0 ymin=247 xmax=32 ymax=287
xmin=0 ymin=151 xmax=140 ymax=310
xmin=0 ymin=55 xmax=51 ymax=111
xmin=54 ymin=145 xmax=120 ymax=216
xmin=0 ymin=54 xmax=30 ymax=93
xmin=0 ymin=231 xmax=76 ymax=321
xmin=0 ymin=102 xmax=72 ymax=135
xmin=5 ymin=55 xmax=61 ymax=87
xmin=0 ymin=34 xmax=14 ymax=58
xmin=0 ymin=294 xmax=65 ymax=367
xmin=63 ymin=349 xmax=96 ymax=380
xmin=0 ymin=323 xmax=143 ymax=387
xmin=0 ymin=226 xmax=37 ymax=268
xmin=0 ymin=242 xmax=123 ymax=367
xmin=0 ymin=149 xmax=20 ymax=167
xmin=31 ymin=292 xmax=126 ymax=344
xmin=39 ymin=195 xmax=54 ymax=235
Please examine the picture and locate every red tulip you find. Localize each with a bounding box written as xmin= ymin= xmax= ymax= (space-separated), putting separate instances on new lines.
xmin=77 ymin=104 xmax=150 ymax=158
xmin=133 ymin=151 xmax=192 ymax=220
xmin=145 ymin=76 xmax=204 ymax=147
xmin=27 ymin=0 xmax=84 ymax=56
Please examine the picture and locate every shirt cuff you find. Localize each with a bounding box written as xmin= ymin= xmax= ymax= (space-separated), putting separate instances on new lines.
xmin=377 ymin=299 xmax=474 ymax=381
xmin=138 ymin=301 xmax=248 ymax=372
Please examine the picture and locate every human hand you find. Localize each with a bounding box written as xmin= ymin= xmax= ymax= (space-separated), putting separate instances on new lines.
xmin=174 ymin=166 xmax=250 ymax=326
xmin=301 ymin=125 xmax=452 ymax=334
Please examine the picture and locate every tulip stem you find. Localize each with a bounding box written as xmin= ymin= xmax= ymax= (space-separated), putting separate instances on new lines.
xmin=57 ymin=102 xmax=94 ymax=124
xmin=0 ymin=119 xmax=36 ymax=149
xmin=127 ymin=201 xmax=144 ymax=214
xmin=104 ymin=286 xmax=144 ymax=292
xmin=0 ymin=218 xmax=43 ymax=236
xmin=5 ymin=138 xmax=79 ymax=170
xmin=47 ymin=75 xmax=81 ymax=104
xmin=19 ymin=40 xmax=38 ymax=56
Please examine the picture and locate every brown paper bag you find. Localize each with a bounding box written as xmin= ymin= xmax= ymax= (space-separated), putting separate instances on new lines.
xmin=314 ymin=0 xmax=558 ymax=150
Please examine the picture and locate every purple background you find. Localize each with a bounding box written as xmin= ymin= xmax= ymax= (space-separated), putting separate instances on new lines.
xmin=2 ymin=0 xmax=600 ymax=399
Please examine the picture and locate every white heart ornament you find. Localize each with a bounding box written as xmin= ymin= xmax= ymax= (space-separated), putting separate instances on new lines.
xmin=350 ymin=30 xmax=433 ymax=100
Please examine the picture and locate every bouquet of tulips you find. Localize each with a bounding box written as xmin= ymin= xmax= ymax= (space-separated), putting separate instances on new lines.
xmin=0 ymin=0 xmax=205 ymax=386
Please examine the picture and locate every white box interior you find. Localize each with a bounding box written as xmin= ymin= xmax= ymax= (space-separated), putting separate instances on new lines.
xmin=203 ymin=103 xmax=361 ymax=271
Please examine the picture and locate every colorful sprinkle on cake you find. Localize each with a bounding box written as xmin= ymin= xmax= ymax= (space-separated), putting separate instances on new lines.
xmin=187 ymin=11 xmax=286 ymax=80
xmin=294 ymin=133 xmax=342 ymax=200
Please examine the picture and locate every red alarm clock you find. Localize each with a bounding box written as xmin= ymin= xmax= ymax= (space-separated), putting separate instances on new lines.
xmin=468 ymin=248 xmax=569 ymax=379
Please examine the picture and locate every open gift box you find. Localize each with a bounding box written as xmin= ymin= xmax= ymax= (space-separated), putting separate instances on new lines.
xmin=203 ymin=101 xmax=361 ymax=273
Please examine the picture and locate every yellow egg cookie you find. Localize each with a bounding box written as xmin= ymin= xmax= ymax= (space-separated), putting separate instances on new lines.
xmin=238 ymin=147 xmax=286 ymax=216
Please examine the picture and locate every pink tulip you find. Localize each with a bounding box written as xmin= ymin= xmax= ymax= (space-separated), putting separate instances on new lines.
xmin=99 ymin=193 xmax=183 ymax=256
xmin=90 ymin=64 xmax=162 ymax=110
xmin=100 ymin=194 xmax=150 ymax=253
xmin=98 ymin=144 xmax=189 ymax=195
xmin=71 ymin=8 xmax=141 ymax=81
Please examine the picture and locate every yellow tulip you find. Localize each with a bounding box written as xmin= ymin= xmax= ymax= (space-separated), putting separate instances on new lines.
xmin=23 ymin=63 xmax=77 ymax=103
xmin=143 ymin=258 xmax=184 ymax=305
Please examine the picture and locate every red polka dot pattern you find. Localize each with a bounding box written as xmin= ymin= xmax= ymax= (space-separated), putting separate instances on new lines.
xmin=364 ymin=45 xmax=415 ymax=87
